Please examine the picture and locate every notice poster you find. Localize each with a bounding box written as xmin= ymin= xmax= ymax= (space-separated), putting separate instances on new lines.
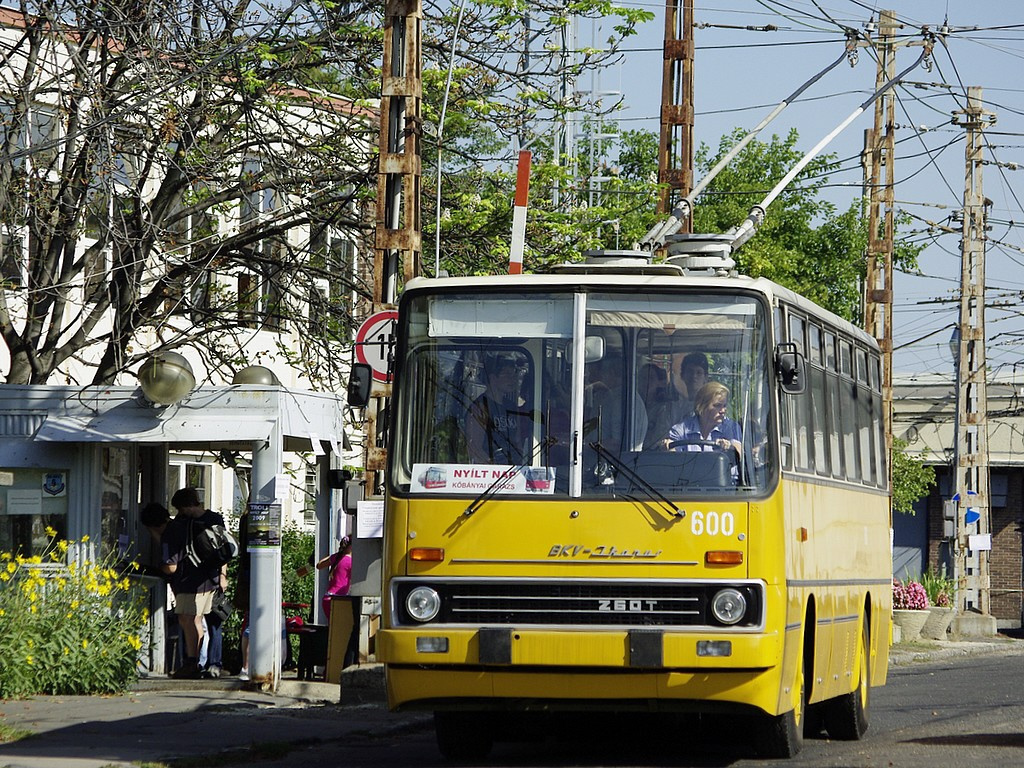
xmin=356 ymin=499 xmax=384 ymax=539
xmin=248 ymin=501 xmax=282 ymax=547
xmin=411 ymin=464 xmax=556 ymax=495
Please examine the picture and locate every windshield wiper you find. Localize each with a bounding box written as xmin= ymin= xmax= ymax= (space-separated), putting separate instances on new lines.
xmin=589 ymin=441 xmax=685 ymax=519
xmin=464 ymin=437 xmax=556 ymax=517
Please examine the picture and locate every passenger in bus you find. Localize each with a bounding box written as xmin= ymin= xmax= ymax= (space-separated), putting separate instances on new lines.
xmin=465 ymin=354 xmax=530 ymax=464
xmin=676 ymin=351 xmax=709 ymax=414
xmin=665 ymin=381 xmax=742 ymax=455
xmin=639 ymin=362 xmax=677 ymax=450
xmin=584 ymin=352 xmax=648 ymax=453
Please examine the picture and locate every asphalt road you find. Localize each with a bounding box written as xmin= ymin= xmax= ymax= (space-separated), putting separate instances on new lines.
xmin=4 ymin=641 xmax=1024 ymax=768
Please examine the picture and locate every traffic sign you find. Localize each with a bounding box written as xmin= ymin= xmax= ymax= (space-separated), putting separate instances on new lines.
xmin=355 ymin=310 xmax=398 ymax=383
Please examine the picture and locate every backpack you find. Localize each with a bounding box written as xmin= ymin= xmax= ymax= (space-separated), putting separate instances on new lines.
xmin=186 ymin=518 xmax=239 ymax=568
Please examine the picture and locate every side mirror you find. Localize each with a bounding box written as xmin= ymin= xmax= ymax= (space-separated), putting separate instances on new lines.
xmin=775 ymin=342 xmax=806 ymax=395
xmin=347 ymin=363 xmax=373 ymax=407
xmin=584 ymin=336 xmax=605 ymax=364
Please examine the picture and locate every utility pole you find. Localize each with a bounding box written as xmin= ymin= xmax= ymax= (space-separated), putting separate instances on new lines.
xmin=369 ymin=0 xmax=423 ymax=485
xmin=862 ymin=10 xmax=897 ymax=481
xmin=951 ymin=86 xmax=996 ymax=629
xmin=657 ymin=0 xmax=694 ymax=224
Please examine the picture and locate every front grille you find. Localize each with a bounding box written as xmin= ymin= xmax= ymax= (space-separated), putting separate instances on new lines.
xmin=393 ymin=579 xmax=762 ymax=629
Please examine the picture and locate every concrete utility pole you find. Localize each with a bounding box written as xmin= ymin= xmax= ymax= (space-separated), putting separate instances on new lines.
xmin=951 ymin=86 xmax=996 ymax=630
xmin=862 ymin=10 xmax=897 ymax=476
xmin=657 ymin=0 xmax=694 ymax=224
xmin=369 ymin=0 xmax=423 ymax=484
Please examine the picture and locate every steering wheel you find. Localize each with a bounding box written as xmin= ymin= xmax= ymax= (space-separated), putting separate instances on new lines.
xmin=668 ymin=438 xmax=744 ymax=483
xmin=667 ymin=438 xmax=723 ymax=451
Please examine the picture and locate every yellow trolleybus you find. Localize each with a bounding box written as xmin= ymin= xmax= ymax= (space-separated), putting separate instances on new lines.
xmin=373 ymin=250 xmax=891 ymax=759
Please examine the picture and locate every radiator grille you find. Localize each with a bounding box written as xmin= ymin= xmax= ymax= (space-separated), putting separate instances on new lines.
xmin=393 ymin=580 xmax=762 ymax=629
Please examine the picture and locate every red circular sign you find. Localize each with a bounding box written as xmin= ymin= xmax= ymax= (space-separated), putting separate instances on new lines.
xmin=355 ymin=310 xmax=398 ymax=383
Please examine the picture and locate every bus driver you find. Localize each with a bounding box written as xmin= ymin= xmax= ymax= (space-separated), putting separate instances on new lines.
xmin=665 ymin=381 xmax=742 ymax=455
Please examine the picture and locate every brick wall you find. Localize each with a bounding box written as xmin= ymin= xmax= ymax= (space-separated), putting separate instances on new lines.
xmin=924 ymin=467 xmax=1023 ymax=626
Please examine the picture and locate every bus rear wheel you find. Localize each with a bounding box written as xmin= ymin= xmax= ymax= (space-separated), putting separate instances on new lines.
xmin=434 ymin=711 xmax=494 ymax=762
xmin=822 ymin=619 xmax=871 ymax=740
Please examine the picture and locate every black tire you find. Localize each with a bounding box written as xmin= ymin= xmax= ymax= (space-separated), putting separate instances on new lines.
xmin=757 ymin=650 xmax=806 ymax=758
xmin=434 ymin=711 xmax=494 ymax=762
xmin=822 ymin=618 xmax=871 ymax=740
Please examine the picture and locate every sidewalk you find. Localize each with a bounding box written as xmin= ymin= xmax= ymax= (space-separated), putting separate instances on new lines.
xmin=0 ymin=665 xmax=429 ymax=768
xmin=2 ymin=638 xmax=1023 ymax=768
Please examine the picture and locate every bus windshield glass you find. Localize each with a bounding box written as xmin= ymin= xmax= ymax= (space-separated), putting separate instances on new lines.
xmin=392 ymin=289 xmax=776 ymax=499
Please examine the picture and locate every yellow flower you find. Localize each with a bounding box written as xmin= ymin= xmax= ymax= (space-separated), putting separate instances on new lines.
xmin=30 ymin=605 xmax=37 ymax=614
xmin=6 ymin=561 xmax=15 ymax=574
xmin=128 ymin=635 xmax=142 ymax=650
xmin=26 ymin=655 xmax=33 ymax=665
xmin=58 ymin=541 xmax=68 ymax=553
xmin=1 ymin=552 xmax=10 ymax=560
xmin=81 ymin=535 xmax=90 ymax=542
xmin=82 ymin=639 xmax=89 ymax=649
xmin=71 ymin=599 xmax=80 ymax=610
xmin=44 ymin=525 xmax=57 ymax=537
xmin=0 ymin=572 xmax=9 ymax=582
xmin=63 ymin=647 xmax=69 ymax=655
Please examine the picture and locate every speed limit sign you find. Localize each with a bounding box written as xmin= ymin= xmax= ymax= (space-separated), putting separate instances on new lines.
xmin=355 ymin=310 xmax=398 ymax=383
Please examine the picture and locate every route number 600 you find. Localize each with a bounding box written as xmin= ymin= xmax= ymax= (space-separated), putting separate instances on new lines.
xmin=690 ymin=510 xmax=735 ymax=537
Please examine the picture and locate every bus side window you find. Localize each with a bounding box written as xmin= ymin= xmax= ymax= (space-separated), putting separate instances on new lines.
xmin=788 ymin=313 xmax=811 ymax=473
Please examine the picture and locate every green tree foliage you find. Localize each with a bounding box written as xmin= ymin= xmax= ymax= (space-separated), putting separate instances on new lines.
xmin=891 ymin=437 xmax=936 ymax=515
xmin=429 ymin=124 xmax=660 ymax=275
xmin=690 ymin=128 xmax=924 ymax=323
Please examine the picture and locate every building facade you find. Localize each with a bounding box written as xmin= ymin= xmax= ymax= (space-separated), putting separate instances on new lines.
xmin=893 ymin=374 xmax=1024 ymax=628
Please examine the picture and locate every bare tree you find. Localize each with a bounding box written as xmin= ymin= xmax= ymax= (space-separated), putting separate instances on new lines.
xmin=0 ymin=0 xmax=649 ymax=387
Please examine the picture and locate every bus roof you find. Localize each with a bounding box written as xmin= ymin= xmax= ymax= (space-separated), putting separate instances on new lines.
xmin=403 ymin=270 xmax=879 ymax=351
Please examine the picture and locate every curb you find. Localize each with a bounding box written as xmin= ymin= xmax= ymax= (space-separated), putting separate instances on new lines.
xmin=888 ymin=637 xmax=1024 ymax=666
xmin=131 ymin=663 xmax=386 ymax=705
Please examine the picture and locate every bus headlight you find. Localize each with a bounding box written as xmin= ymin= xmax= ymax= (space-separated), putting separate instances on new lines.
xmin=710 ymin=588 xmax=747 ymax=625
xmin=406 ymin=586 xmax=441 ymax=622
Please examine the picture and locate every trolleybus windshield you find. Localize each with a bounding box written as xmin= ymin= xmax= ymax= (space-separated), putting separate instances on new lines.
xmin=393 ymin=289 xmax=776 ymax=499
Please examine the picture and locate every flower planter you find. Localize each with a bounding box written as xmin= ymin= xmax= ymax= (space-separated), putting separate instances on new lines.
xmin=892 ymin=609 xmax=930 ymax=643
xmin=920 ymin=606 xmax=955 ymax=640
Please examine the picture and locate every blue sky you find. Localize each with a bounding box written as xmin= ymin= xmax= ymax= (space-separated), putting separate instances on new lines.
xmin=595 ymin=1 xmax=1024 ymax=377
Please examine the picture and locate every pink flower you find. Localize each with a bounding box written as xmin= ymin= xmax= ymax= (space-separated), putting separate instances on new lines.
xmin=893 ymin=578 xmax=929 ymax=610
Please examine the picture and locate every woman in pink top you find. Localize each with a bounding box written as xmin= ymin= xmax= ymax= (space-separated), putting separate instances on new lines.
xmin=316 ymin=536 xmax=352 ymax=618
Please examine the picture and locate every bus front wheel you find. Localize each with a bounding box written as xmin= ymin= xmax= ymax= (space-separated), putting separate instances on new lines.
xmin=434 ymin=711 xmax=494 ymax=762
xmin=757 ymin=651 xmax=806 ymax=758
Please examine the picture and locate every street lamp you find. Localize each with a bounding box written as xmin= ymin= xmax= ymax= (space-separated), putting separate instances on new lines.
xmin=138 ymin=351 xmax=195 ymax=406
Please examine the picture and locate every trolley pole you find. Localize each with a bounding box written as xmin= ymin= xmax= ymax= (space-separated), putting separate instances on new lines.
xmin=951 ymin=87 xmax=995 ymax=631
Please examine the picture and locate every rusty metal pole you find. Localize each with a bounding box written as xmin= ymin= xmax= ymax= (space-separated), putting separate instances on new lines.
xmin=657 ymin=0 xmax=694 ymax=225
xmin=863 ymin=10 xmax=896 ymax=483
xmin=368 ymin=0 xmax=423 ymax=487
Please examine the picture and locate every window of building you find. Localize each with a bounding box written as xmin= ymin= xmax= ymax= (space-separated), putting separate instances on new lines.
xmin=0 ymin=468 xmax=69 ymax=558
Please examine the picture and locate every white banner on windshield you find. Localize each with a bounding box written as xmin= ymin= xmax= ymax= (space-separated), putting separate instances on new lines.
xmin=411 ymin=463 xmax=556 ymax=495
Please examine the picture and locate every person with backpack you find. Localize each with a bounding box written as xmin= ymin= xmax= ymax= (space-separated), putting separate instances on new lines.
xmin=161 ymin=487 xmax=232 ymax=679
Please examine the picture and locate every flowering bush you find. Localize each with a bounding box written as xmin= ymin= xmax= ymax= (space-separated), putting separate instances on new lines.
xmin=892 ymin=578 xmax=929 ymax=611
xmin=0 ymin=530 xmax=149 ymax=697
